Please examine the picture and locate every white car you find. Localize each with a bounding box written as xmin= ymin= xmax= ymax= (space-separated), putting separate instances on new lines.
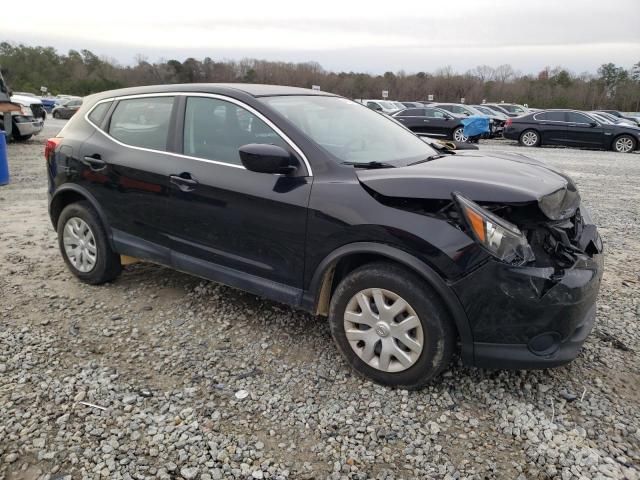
xmin=360 ymin=99 xmax=403 ymax=114
xmin=6 ymin=94 xmax=45 ymax=141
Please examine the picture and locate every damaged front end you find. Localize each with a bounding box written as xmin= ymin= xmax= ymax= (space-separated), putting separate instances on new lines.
xmin=450 ymin=195 xmax=604 ymax=369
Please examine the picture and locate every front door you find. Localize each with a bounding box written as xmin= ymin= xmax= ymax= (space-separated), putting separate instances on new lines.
xmin=563 ymin=111 xmax=607 ymax=148
xmin=164 ymin=95 xmax=312 ymax=295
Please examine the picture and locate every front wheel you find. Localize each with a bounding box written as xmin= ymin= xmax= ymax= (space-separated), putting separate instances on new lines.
xmin=452 ymin=127 xmax=467 ymax=142
xmin=519 ymin=129 xmax=540 ymax=147
xmin=612 ymin=135 xmax=636 ymax=153
xmin=328 ymin=262 xmax=456 ymax=389
xmin=57 ymin=201 xmax=122 ymax=284
xmin=53 ymin=111 xmax=60 ymax=119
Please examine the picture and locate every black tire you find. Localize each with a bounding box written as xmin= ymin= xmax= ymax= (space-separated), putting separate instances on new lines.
xmin=328 ymin=261 xmax=456 ymax=389
xmin=519 ymin=129 xmax=541 ymax=147
xmin=612 ymin=134 xmax=636 ymax=154
xmin=57 ymin=201 xmax=122 ymax=285
xmin=53 ymin=111 xmax=60 ymax=119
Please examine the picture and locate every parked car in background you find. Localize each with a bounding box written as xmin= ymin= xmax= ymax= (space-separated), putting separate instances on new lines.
xmin=392 ymin=106 xmax=468 ymax=141
xmin=432 ymin=103 xmax=504 ymax=137
xmin=472 ymin=105 xmax=509 ymax=120
xmin=400 ymin=101 xmax=424 ymax=109
xmin=590 ymin=111 xmax=636 ymax=127
xmin=40 ymin=97 xmax=59 ymax=114
xmin=595 ymin=110 xmax=640 ymax=127
xmin=503 ymin=109 xmax=640 ymax=153
xmin=0 ymin=93 xmax=45 ymax=141
xmin=484 ymin=103 xmax=530 ymax=117
xmin=52 ymin=97 xmax=82 ymax=119
xmin=46 ymin=83 xmax=603 ymax=388
xmin=361 ymin=99 xmax=402 ymax=114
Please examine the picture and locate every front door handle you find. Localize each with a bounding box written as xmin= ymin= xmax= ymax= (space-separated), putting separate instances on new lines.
xmin=82 ymin=155 xmax=106 ymax=171
xmin=170 ymin=174 xmax=199 ymax=192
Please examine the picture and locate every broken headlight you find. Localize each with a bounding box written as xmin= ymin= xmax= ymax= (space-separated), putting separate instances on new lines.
xmin=454 ymin=193 xmax=535 ymax=265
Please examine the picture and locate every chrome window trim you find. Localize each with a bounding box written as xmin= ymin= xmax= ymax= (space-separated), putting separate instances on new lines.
xmin=84 ymin=92 xmax=313 ymax=176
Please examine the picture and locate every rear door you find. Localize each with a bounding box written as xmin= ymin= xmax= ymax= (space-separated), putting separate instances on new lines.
xmin=563 ymin=111 xmax=607 ymax=147
xmin=534 ymin=111 xmax=567 ymax=145
xmin=79 ymin=95 xmax=177 ymax=259
xmin=163 ymin=94 xmax=312 ymax=293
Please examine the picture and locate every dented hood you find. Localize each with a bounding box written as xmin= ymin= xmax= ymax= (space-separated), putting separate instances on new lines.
xmin=357 ymin=150 xmax=580 ymax=219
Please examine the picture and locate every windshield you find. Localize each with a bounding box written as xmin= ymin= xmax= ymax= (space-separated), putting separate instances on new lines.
xmin=261 ymin=96 xmax=438 ymax=165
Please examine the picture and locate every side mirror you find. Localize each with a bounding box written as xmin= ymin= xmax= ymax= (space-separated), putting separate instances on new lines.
xmin=589 ymin=122 xmax=598 ymax=127
xmin=239 ymin=144 xmax=298 ymax=175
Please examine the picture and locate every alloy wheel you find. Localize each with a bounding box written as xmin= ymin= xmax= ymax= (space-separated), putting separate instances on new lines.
xmin=453 ymin=128 xmax=467 ymax=142
xmin=521 ymin=131 xmax=539 ymax=146
xmin=343 ymin=288 xmax=424 ymax=373
xmin=615 ymin=137 xmax=634 ymax=153
xmin=63 ymin=217 xmax=98 ymax=273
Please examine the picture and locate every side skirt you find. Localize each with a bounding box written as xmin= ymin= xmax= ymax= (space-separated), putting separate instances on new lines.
xmin=112 ymin=229 xmax=304 ymax=308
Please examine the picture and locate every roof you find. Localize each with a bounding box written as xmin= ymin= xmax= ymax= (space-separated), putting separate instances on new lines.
xmin=88 ymin=83 xmax=335 ymax=103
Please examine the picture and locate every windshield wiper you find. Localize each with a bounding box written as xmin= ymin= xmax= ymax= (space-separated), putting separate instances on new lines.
xmin=408 ymin=154 xmax=446 ymax=166
xmin=342 ymin=161 xmax=396 ymax=169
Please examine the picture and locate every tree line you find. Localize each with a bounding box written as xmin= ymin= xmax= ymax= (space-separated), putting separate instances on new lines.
xmin=1 ymin=42 xmax=639 ymax=111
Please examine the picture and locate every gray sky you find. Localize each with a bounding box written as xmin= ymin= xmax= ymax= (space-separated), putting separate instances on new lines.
xmin=3 ymin=0 xmax=639 ymax=74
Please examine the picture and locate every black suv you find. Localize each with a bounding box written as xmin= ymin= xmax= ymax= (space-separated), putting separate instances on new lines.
xmin=47 ymin=84 xmax=604 ymax=388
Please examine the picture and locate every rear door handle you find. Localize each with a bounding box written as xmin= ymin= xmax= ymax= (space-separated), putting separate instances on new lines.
xmin=170 ymin=174 xmax=199 ymax=192
xmin=82 ymin=155 xmax=106 ymax=171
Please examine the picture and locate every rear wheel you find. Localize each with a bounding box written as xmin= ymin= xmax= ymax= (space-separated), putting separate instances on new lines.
xmin=57 ymin=201 xmax=122 ymax=284
xmin=519 ymin=129 xmax=540 ymax=147
xmin=612 ymin=135 xmax=636 ymax=153
xmin=53 ymin=111 xmax=60 ymax=119
xmin=452 ymin=127 xmax=467 ymax=142
xmin=328 ymin=262 xmax=456 ymax=389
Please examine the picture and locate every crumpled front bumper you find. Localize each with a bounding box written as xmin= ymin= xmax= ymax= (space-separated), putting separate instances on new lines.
xmin=453 ymin=243 xmax=604 ymax=369
xmin=14 ymin=116 xmax=44 ymax=136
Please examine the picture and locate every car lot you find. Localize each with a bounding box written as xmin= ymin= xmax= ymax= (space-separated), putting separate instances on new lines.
xmin=0 ymin=125 xmax=638 ymax=479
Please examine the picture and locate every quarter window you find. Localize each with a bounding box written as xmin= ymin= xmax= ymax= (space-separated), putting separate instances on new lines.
xmin=88 ymin=101 xmax=112 ymax=126
xmin=183 ymin=97 xmax=289 ymax=166
xmin=108 ymin=97 xmax=174 ymax=151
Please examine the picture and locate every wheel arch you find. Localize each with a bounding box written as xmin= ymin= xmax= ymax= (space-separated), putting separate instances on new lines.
xmin=49 ymin=185 xmax=114 ymax=248
xmin=303 ymin=242 xmax=473 ymax=364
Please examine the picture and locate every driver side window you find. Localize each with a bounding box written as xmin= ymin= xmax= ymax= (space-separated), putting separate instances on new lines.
xmin=183 ymin=97 xmax=289 ymax=165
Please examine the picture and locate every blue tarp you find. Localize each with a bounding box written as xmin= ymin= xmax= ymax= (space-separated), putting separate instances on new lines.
xmin=461 ymin=116 xmax=490 ymax=138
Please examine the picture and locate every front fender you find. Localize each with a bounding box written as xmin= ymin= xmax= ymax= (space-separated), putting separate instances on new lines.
xmin=302 ymin=241 xmax=474 ymax=364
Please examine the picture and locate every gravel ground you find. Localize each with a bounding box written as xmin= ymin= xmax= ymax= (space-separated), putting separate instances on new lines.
xmin=0 ymin=127 xmax=638 ymax=480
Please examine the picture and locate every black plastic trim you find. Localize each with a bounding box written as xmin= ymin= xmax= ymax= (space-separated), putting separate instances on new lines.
xmin=111 ymin=229 xmax=303 ymax=307
xmin=473 ymin=303 xmax=596 ymax=369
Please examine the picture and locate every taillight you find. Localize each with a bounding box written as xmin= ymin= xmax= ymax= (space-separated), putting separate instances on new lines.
xmin=45 ymin=137 xmax=62 ymax=161
xmin=505 ymin=118 xmax=512 ymax=128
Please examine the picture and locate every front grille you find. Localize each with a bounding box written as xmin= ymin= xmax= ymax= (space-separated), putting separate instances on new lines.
xmin=30 ymin=104 xmax=44 ymax=119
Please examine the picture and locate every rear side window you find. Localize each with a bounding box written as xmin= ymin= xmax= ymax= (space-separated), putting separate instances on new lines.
xmin=108 ymin=97 xmax=174 ymax=151
xmin=183 ymin=96 xmax=289 ymax=166
xmin=88 ymin=101 xmax=112 ymax=126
